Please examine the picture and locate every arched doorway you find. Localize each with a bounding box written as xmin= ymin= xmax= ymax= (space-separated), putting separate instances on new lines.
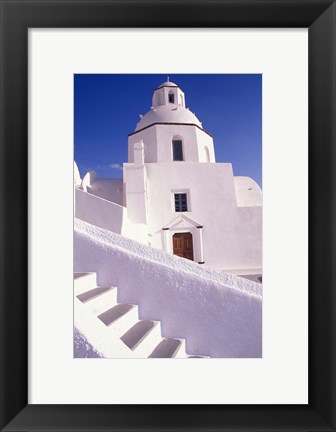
xmin=172 ymin=232 xmax=194 ymax=261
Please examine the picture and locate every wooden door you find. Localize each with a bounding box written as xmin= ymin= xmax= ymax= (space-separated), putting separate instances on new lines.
xmin=173 ymin=233 xmax=194 ymax=261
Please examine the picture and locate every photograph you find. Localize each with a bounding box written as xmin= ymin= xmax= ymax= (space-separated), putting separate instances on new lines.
xmin=73 ymin=74 xmax=262 ymax=359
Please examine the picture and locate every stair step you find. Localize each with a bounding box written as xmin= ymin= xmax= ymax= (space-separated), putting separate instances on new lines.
xmin=76 ymin=286 xmax=118 ymax=315
xmin=74 ymin=272 xmax=97 ymax=295
xmin=98 ymin=304 xmax=140 ymax=337
xmin=120 ymin=320 xmax=156 ymax=350
xmin=77 ymin=286 xmax=111 ymax=302
xmin=74 ymin=274 xmax=205 ymax=358
xmin=171 ymin=339 xmax=187 ymax=358
xmin=132 ymin=321 xmax=163 ymax=357
xmin=74 ymin=272 xmax=91 ymax=279
xmin=149 ymin=338 xmax=182 ymax=358
xmin=98 ymin=304 xmax=134 ymax=325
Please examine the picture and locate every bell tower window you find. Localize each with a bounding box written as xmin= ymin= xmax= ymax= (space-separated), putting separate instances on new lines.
xmin=172 ymin=139 xmax=183 ymax=161
xmin=168 ymin=92 xmax=175 ymax=103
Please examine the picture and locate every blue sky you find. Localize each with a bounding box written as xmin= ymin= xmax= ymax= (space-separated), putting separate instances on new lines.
xmin=74 ymin=74 xmax=262 ymax=186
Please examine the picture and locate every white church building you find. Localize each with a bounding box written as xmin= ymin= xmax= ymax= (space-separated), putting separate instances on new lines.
xmin=75 ymin=79 xmax=262 ymax=274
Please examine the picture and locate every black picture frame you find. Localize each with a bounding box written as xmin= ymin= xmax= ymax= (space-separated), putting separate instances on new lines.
xmin=1 ymin=0 xmax=335 ymax=431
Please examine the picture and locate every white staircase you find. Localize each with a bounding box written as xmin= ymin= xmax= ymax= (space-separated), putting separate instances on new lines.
xmin=74 ymin=272 xmax=207 ymax=359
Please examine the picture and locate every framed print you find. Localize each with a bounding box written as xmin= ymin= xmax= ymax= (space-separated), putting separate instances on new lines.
xmin=1 ymin=1 xmax=335 ymax=431
xmin=30 ymin=29 xmax=307 ymax=405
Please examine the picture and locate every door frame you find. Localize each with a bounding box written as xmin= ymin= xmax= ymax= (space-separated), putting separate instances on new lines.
xmin=162 ymin=225 xmax=204 ymax=264
xmin=161 ymin=214 xmax=205 ymax=264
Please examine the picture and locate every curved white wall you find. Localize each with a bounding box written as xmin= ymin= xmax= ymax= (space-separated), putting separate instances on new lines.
xmin=234 ymin=176 xmax=262 ymax=207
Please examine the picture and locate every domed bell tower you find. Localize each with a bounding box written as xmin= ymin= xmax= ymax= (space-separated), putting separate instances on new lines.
xmin=127 ymin=79 xmax=216 ymax=165
xmin=152 ymin=79 xmax=185 ymax=108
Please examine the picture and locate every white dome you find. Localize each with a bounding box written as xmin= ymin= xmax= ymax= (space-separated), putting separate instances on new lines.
xmin=135 ymin=104 xmax=202 ymax=131
xmin=156 ymin=81 xmax=178 ymax=88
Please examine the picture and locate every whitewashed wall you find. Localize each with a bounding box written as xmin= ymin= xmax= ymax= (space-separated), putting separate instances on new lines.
xmin=128 ymin=124 xmax=215 ymax=163
xmin=144 ymin=162 xmax=262 ymax=271
xmin=75 ymin=188 xmax=148 ymax=244
xmin=88 ymin=178 xmax=123 ymax=206
xmin=75 ymin=188 xmax=125 ymax=234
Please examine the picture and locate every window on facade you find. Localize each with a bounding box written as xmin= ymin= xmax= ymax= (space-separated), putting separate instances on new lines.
xmin=168 ymin=93 xmax=175 ymax=103
xmin=172 ymin=139 xmax=183 ymax=161
xmin=174 ymin=193 xmax=188 ymax=212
